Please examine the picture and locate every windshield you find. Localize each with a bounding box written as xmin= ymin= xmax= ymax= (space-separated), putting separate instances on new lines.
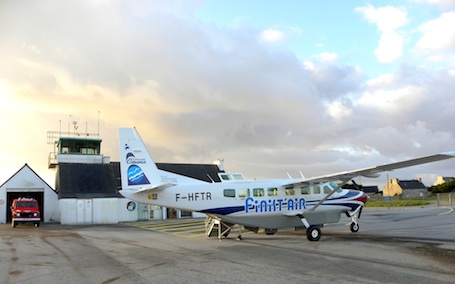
xmin=16 ymin=201 xmax=37 ymax=208
xmin=329 ymin=181 xmax=343 ymax=193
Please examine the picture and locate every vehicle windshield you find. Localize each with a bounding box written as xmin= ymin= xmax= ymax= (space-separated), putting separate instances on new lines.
xmin=16 ymin=201 xmax=37 ymax=208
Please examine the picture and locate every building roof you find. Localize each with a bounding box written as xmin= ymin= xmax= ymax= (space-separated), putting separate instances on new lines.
xmin=156 ymin=163 xmax=223 ymax=183
xmin=56 ymin=162 xmax=122 ymax=198
xmin=441 ymin=177 xmax=455 ymax=182
xmin=55 ymin=162 xmax=224 ymax=198
xmin=0 ymin=163 xmax=55 ymax=191
xmin=397 ymin=179 xmax=427 ymax=190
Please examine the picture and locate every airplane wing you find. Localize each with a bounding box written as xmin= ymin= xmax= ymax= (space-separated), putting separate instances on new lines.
xmin=284 ymin=151 xmax=455 ymax=187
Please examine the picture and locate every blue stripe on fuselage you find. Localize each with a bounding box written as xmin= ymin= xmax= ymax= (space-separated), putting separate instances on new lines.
xmin=200 ymin=206 xmax=245 ymax=215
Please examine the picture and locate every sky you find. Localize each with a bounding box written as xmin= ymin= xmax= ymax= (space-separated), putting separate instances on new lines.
xmin=1 ymin=0 xmax=455 ymax=190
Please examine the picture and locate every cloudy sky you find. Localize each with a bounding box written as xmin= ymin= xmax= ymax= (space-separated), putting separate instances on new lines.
xmin=1 ymin=0 xmax=455 ymax=189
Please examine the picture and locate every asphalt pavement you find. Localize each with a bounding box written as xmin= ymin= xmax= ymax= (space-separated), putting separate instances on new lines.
xmin=1 ymin=206 xmax=455 ymax=284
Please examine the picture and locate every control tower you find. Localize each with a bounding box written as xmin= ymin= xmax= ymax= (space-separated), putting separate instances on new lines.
xmin=47 ymin=131 xmax=109 ymax=168
xmin=46 ymin=127 xmax=131 ymax=225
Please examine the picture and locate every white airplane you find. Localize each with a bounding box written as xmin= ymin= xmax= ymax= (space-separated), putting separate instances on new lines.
xmin=118 ymin=128 xmax=455 ymax=241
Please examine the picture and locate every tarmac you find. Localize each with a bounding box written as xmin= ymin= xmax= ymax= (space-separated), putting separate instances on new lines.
xmin=1 ymin=205 xmax=455 ymax=284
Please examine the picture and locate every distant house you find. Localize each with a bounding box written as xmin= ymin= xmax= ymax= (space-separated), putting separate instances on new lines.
xmin=382 ymin=178 xmax=428 ymax=198
xmin=433 ymin=176 xmax=455 ymax=186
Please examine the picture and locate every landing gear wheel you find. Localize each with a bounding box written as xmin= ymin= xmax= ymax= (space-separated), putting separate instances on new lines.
xmin=350 ymin=222 xmax=359 ymax=233
xmin=11 ymin=222 xmax=16 ymax=228
xmin=35 ymin=223 xmax=40 ymax=227
xmin=306 ymin=226 xmax=321 ymax=241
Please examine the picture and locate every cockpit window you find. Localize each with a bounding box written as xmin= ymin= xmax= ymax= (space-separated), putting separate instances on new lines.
xmin=301 ymin=186 xmax=310 ymax=195
xmin=329 ymin=181 xmax=342 ymax=193
xmin=323 ymin=185 xmax=331 ymax=194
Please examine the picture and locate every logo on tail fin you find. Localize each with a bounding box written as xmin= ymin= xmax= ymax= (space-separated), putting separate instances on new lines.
xmin=125 ymin=144 xmax=150 ymax=186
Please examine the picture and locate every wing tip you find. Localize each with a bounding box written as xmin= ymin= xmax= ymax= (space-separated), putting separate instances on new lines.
xmin=440 ymin=151 xmax=455 ymax=157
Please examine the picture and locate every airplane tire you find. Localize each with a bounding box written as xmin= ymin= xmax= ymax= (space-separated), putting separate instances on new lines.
xmin=350 ymin=222 xmax=359 ymax=233
xmin=306 ymin=226 xmax=321 ymax=241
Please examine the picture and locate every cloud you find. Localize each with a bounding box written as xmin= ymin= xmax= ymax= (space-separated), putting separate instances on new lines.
xmin=355 ymin=5 xmax=408 ymax=32
xmin=410 ymin=0 xmax=455 ymax=10
xmin=0 ymin=0 xmax=454 ymax=188
xmin=355 ymin=5 xmax=408 ymax=63
xmin=416 ymin=11 xmax=455 ymax=53
xmin=260 ymin=28 xmax=285 ymax=42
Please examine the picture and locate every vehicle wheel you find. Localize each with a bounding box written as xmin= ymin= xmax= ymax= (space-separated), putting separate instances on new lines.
xmin=12 ymin=222 xmax=16 ymax=228
xmin=35 ymin=223 xmax=40 ymax=227
xmin=350 ymin=222 xmax=359 ymax=233
xmin=306 ymin=226 xmax=321 ymax=241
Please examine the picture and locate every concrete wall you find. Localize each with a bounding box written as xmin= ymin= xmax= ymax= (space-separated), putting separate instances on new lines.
xmin=60 ymin=198 xmax=140 ymax=224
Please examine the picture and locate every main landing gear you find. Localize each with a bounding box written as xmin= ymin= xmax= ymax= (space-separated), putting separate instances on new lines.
xmin=306 ymin=226 xmax=321 ymax=241
xmin=298 ymin=215 xmax=322 ymax=241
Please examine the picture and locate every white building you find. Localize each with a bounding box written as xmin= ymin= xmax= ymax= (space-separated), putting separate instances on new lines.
xmin=0 ymin=164 xmax=59 ymax=224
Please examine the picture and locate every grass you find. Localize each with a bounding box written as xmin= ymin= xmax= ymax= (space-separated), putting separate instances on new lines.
xmin=365 ymin=199 xmax=430 ymax=207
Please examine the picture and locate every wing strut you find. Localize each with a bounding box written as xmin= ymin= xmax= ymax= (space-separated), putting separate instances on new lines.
xmin=308 ymin=181 xmax=347 ymax=213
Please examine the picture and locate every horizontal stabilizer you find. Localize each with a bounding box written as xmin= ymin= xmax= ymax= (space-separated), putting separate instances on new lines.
xmin=135 ymin=183 xmax=176 ymax=193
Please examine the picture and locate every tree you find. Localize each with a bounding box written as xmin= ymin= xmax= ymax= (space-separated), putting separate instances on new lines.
xmin=429 ymin=179 xmax=455 ymax=193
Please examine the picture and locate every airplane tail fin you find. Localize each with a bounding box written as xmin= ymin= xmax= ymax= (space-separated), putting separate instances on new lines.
xmin=119 ymin=128 xmax=162 ymax=191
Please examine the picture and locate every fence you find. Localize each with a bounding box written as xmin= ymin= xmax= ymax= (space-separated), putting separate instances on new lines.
xmin=436 ymin=193 xmax=454 ymax=206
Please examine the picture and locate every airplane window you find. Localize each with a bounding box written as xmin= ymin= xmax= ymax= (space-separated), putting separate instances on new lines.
xmin=267 ymin=187 xmax=278 ymax=196
xmin=301 ymin=186 xmax=310 ymax=195
xmin=238 ymin=188 xmax=250 ymax=198
xmin=253 ymin=188 xmax=264 ymax=197
xmin=285 ymin=187 xmax=295 ymax=195
xmin=313 ymin=185 xmax=321 ymax=194
xmin=233 ymin=174 xmax=245 ymax=180
xmin=329 ymin=181 xmax=342 ymax=193
xmin=323 ymin=185 xmax=331 ymax=194
xmin=220 ymin=174 xmax=231 ymax=181
xmin=223 ymin=189 xmax=235 ymax=198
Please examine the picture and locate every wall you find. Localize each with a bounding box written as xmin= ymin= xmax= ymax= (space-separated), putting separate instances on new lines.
xmin=60 ymin=198 xmax=140 ymax=224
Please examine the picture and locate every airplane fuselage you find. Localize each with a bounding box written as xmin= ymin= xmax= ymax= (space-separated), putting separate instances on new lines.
xmin=119 ymin=179 xmax=367 ymax=229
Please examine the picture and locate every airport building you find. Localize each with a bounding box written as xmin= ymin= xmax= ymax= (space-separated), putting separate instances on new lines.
xmin=0 ymin=129 xmax=227 ymax=225
xmin=47 ymin=131 xmax=226 ymax=224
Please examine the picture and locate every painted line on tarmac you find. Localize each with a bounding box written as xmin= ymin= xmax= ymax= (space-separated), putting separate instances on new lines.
xmin=438 ymin=206 xmax=453 ymax=215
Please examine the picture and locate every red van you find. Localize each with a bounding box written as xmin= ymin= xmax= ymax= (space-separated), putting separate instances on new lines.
xmin=11 ymin=197 xmax=41 ymax=227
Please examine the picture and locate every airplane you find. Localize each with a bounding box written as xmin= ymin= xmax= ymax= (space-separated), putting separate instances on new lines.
xmin=118 ymin=127 xmax=455 ymax=241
